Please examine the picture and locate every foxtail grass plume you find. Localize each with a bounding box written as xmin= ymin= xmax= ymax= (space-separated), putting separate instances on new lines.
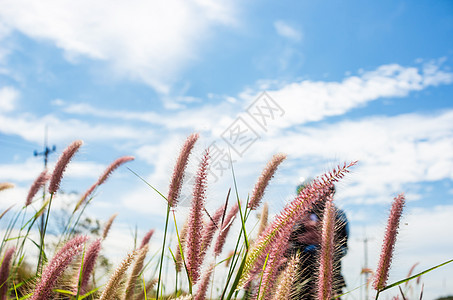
xmin=102 ymin=213 xmax=118 ymax=240
xmin=26 ymin=170 xmax=51 ymax=206
xmin=79 ymin=238 xmax=102 ymax=295
xmin=248 ymin=153 xmax=286 ymax=210
xmin=317 ymin=197 xmax=335 ymax=300
xmin=373 ymin=193 xmax=405 ymax=291
xmin=186 ymin=149 xmax=209 ymax=284
xmin=139 ymin=229 xmax=155 ymax=249
xmin=0 ymin=183 xmax=14 ymax=192
xmin=257 ymin=224 xmax=294 ymax=300
xmin=194 ymin=264 xmax=215 ymax=300
xmin=257 ymin=202 xmax=269 ymax=237
xmin=271 ymin=254 xmax=300 ymax=300
xmin=99 ymin=250 xmax=137 ymax=300
xmin=0 ymin=247 xmax=15 ymax=300
xmin=175 ymin=219 xmax=189 ymax=273
xmin=0 ymin=205 xmax=14 ymax=221
xmin=214 ymin=202 xmax=239 ymax=256
xmin=239 ymin=161 xmax=356 ymax=288
xmin=32 ymin=236 xmax=88 ymax=300
xmin=48 ymin=140 xmax=83 ymax=194
xmin=125 ymin=245 xmax=149 ymax=300
xmin=167 ymin=133 xmax=199 ymax=207
xmin=76 ymin=156 xmax=134 ymax=211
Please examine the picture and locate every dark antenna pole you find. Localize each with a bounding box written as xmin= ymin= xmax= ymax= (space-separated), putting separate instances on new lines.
xmin=33 ymin=126 xmax=56 ymax=270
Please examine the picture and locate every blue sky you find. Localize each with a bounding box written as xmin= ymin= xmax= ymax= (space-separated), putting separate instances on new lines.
xmin=1 ymin=1 xmax=452 ymax=298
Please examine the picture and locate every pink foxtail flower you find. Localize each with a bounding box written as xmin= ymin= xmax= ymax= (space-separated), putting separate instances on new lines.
xmin=373 ymin=193 xmax=405 ymax=291
xmin=194 ymin=264 xmax=215 ymax=300
xmin=238 ymin=161 xmax=357 ymax=289
xmin=79 ymin=238 xmax=102 ymax=295
xmin=257 ymin=202 xmax=269 ymax=237
xmin=248 ymin=153 xmax=286 ymax=210
xmin=186 ymin=149 xmax=209 ymax=284
xmin=317 ymin=196 xmax=335 ymax=300
xmin=258 ymin=223 xmax=294 ymax=300
xmin=102 ymin=213 xmax=118 ymax=240
xmin=0 ymin=247 xmax=15 ymax=300
xmin=32 ymin=236 xmax=88 ymax=300
xmin=139 ymin=229 xmax=155 ymax=249
xmin=48 ymin=140 xmax=83 ymax=194
xmin=26 ymin=170 xmax=51 ymax=206
xmin=175 ymin=219 xmax=189 ymax=273
xmin=214 ymin=202 xmax=239 ymax=256
xmin=167 ymin=133 xmax=199 ymax=207
xmin=76 ymin=156 xmax=134 ymax=211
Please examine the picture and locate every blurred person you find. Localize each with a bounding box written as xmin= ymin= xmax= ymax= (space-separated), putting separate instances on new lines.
xmin=286 ymin=179 xmax=349 ymax=299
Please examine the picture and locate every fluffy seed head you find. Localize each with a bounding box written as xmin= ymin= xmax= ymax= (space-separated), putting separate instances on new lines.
xmin=0 ymin=183 xmax=14 ymax=192
xmin=32 ymin=236 xmax=88 ymax=300
xmin=48 ymin=140 xmax=83 ymax=194
xmin=26 ymin=170 xmax=51 ymax=206
xmin=0 ymin=247 xmax=15 ymax=300
xmin=167 ymin=133 xmax=199 ymax=207
xmin=248 ymin=154 xmax=286 ymax=210
xmin=373 ymin=193 xmax=405 ymax=291
xmin=185 ymin=149 xmax=209 ymax=283
xmin=139 ymin=229 xmax=155 ymax=249
xmin=102 ymin=213 xmax=118 ymax=240
xmin=79 ymin=239 xmax=102 ymax=295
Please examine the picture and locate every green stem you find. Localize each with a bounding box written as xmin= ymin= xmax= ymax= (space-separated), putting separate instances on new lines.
xmin=156 ymin=203 xmax=171 ymax=299
xmin=37 ymin=192 xmax=54 ymax=274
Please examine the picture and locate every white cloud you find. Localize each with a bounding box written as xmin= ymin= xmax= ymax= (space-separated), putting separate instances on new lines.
xmin=243 ymin=109 xmax=453 ymax=205
xmin=240 ymin=61 xmax=453 ymax=131
xmin=0 ymin=112 xmax=156 ymax=144
xmin=0 ymin=0 xmax=237 ymax=93
xmin=274 ymin=20 xmax=302 ymax=42
xmin=0 ymin=86 xmax=18 ymax=112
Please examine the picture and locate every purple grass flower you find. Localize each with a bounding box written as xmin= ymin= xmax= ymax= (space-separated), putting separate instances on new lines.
xmin=214 ymin=202 xmax=239 ymax=257
xmin=139 ymin=229 xmax=155 ymax=249
xmin=373 ymin=193 xmax=405 ymax=291
xmin=167 ymin=133 xmax=199 ymax=207
xmin=26 ymin=170 xmax=51 ymax=206
xmin=248 ymin=154 xmax=286 ymax=211
xmin=32 ymin=236 xmax=88 ymax=300
xmin=79 ymin=238 xmax=102 ymax=295
xmin=317 ymin=197 xmax=335 ymax=300
xmin=0 ymin=247 xmax=15 ymax=300
xmin=186 ymin=149 xmax=209 ymax=284
xmin=194 ymin=264 xmax=215 ymax=300
xmin=48 ymin=140 xmax=83 ymax=194
xmin=175 ymin=219 xmax=189 ymax=273
xmin=76 ymin=156 xmax=134 ymax=211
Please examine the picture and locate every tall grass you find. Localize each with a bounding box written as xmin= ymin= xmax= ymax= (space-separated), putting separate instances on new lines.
xmin=0 ymin=134 xmax=451 ymax=299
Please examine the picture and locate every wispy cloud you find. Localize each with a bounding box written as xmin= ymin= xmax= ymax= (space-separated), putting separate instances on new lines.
xmin=0 ymin=0 xmax=237 ymax=93
xmin=0 ymin=86 xmax=18 ymax=112
xmin=244 ymin=61 xmax=453 ymax=131
xmin=274 ymin=20 xmax=302 ymax=42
